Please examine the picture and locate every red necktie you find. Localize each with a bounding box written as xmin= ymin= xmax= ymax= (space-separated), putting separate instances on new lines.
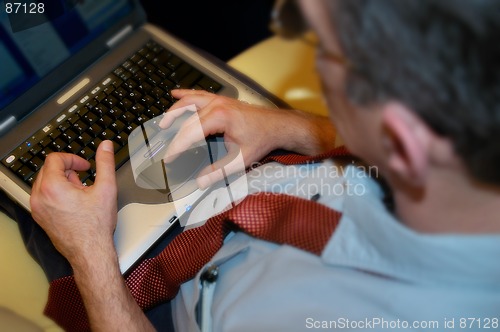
xmin=44 ymin=146 xmax=351 ymax=331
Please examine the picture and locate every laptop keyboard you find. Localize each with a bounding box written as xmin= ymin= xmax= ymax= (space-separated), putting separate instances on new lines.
xmin=1 ymin=40 xmax=222 ymax=188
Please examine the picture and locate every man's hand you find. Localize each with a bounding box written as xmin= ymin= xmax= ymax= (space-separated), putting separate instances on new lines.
xmin=161 ymin=89 xmax=337 ymax=188
xmin=30 ymin=141 xmax=155 ymax=331
xmin=30 ymin=140 xmax=117 ymax=263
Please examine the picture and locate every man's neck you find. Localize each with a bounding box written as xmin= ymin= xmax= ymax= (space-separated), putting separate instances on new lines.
xmin=393 ymin=172 xmax=500 ymax=234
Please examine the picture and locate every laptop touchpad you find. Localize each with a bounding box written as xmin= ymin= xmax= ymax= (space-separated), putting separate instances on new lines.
xmin=128 ymin=107 xmax=221 ymax=201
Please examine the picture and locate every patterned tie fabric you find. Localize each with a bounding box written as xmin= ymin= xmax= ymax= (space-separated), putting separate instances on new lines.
xmin=44 ymin=146 xmax=351 ymax=331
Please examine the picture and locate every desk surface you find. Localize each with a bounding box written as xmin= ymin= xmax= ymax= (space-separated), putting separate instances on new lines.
xmin=0 ymin=35 xmax=327 ymax=331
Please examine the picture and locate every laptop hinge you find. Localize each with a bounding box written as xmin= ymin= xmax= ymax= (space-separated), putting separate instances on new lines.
xmin=106 ymin=25 xmax=133 ymax=48
xmin=0 ymin=116 xmax=17 ymax=137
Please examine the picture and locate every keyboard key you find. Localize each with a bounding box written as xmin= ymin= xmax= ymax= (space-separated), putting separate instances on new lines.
xmin=103 ymin=85 xmax=115 ymax=95
xmin=118 ymin=70 xmax=132 ymax=81
xmin=130 ymin=53 xmax=142 ymax=63
xmin=89 ymin=123 xmax=103 ymax=137
xmin=83 ymin=112 xmax=99 ymax=125
xmin=156 ymin=65 xmax=171 ymax=78
xmin=29 ymin=144 xmax=43 ymax=156
xmin=58 ymin=121 xmax=70 ymax=133
xmin=133 ymin=71 xmax=147 ymax=83
xmin=122 ymin=60 xmax=133 ymax=70
xmin=178 ymin=70 xmax=202 ymax=88
xmin=85 ymin=99 xmax=98 ymax=111
xmin=62 ymin=129 xmax=78 ymax=143
xmin=151 ymin=51 xmax=171 ymax=66
xmin=145 ymin=106 xmax=162 ymax=118
xmin=26 ymin=173 xmax=38 ymax=186
xmin=83 ymin=178 xmax=94 ymax=187
xmin=121 ymin=111 xmax=136 ymax=125
xmin=141 ymin=95 xmax=155 ymax=106
xmin=135 ymin=114 xmax=149 ymax=125
xmin=136 ymin=57 xmax=148 ymax=67
xmin=138 ymin=81 xmax=153 ymax=94
xmin=114 ymin=146 xmax=130 ymax=169
xmin=113 ymin=87 xmax=127 ymax=99
xmin=51 ymin=138 xmax=67 ymax=152
xmin=9 ymin=160 xmax=23 ymax=173
xmin=93 ymin=104 xmax=109 ymax=117
xmin=144 ymin=51 xmax=155 ymax=61
xmin=113 ymin=67 xmax=125 ymax=77
xmin=119 ymin=98 xmax=133 ymax=111
xmin=27 ymin=156 xmax=44 ymax=171
xmin=130 ymin=103 xmax=145 ymax=115
xmin=157 ymin=97 xmax=172 ymax=110
xmin=100 ymin=129 xmax=116 ymax=141
xmin=79 ymin=146 xmax=95 ymax=160
xmin=114 ymin=132 xmax=129 ymax=146
xmin=128 ymin=90 xmax=142 ymax=102
xmin=129 ymin=65 xmax=140 ymax=75
xmin=49 ymin=129 xmax=62 ymax=140
xmin=151 ymin=44 xmax=164 ymax=54
xmin=166 ymin=55 xmax=182 ymax=69
xmin=103 ymin=95 xmax=119 ymax=108
xmin=148 ymin=74 xmax=162 ymax=85
xmin=19 ymin=152 xmax=33 ymax=164
xmin=197 ymin=77 xmax=222 ymax=92
xmin=39 ymin=136 xmax=51 ymax=147
xmin=79 ymin=170 xmax=91 ymax=182
xmin=108 ymin=107 xmax=123 ymax=120
xmin=73 ymin=120 xmax=89 ymax=134
xmin=17 ymin=166 xmax=34 ymax=181
xmin=78 ymin=132 xmax=93 ymax=146
xmin=125 ymin=123 xmax=138 ymax=134
xmin=110 ymin=120 xmax=126 ymax=134
xmin=160 ymin=78 xmax=175 ymax=91
xmin=169 ymin=63 xmax=192 ymax=83
xmin=95 ymin=91 xmax=107 ymax=102
xmin=123 ymin=79 xmax=138 ymax=91
xmin=99 ymin=115 xmax=113 ymax=128
xmin=39 ymin=147 xmax=54 ymax=159
xmin=152 ymin=87 xmax=165 ymax=99
xmin=76 ymin=107 xmax=89 ymax=118
xmin=89 ymin=138 xmax=103 ymax=151
xmin=143 ymin=64 xmax=155 ymax=75
xmin=67 ymin=141 xmax=82 ymax=154
xmin=113 ymin=141 xmax=121 ymax=153
xmin=67 ymin=114 xmax=79 ymax=124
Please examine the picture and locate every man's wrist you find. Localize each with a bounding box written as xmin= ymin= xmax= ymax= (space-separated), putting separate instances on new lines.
xmin=281 ymin=110 xmax=336 ymax=155
xmin=70 ymin=237 xmax=119 ymax=276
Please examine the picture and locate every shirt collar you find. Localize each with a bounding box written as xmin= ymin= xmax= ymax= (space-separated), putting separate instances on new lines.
xmin=322 ymin=174 xmax=500 ymax=288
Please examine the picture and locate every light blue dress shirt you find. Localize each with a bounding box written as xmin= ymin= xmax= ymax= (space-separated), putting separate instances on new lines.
xmin=172 ymin=160 xmax=500 ymax=332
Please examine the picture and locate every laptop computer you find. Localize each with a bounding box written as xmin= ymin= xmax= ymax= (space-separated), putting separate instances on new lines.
xmin=0 ymin=0 xmax=276 ymax=274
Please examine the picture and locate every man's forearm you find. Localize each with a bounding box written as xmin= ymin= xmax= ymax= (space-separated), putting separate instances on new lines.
xmin=71 ymin=241 xmax=154 ymax=332
xmin=281 ymin=109 xmax=337 ymax=156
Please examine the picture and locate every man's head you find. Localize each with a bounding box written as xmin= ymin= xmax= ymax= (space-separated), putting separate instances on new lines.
xmin=295 ymin=0 xmax=500 ymax=190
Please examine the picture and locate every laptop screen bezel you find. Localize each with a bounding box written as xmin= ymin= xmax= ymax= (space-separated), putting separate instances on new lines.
xmin=0 ymin=0 xmax=146 ymax=133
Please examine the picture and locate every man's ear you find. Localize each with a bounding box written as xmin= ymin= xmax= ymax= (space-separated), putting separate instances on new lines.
xmin=380 ymin=102 xmax=433 ymax=186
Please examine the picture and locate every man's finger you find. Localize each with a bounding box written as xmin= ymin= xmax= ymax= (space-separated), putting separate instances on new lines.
xmin=94 ymin=140 xmax=117 ymax=189
xmin=164 ymin=91 xmax=216 ymax=113
xmin=159 ymin=104 xmax=197 ymax=129
xmin=43 ymin=152 xmax=90 ymax=174
xmin=171 ymin=88 xmax=213 ymax=99
xmin=66 ymin=170 xmax=85 ymax=187
xmin=162 ymin=112 xmax=204 ymax=163
xmin=196 ymin=146 xmax=245 ymax=189
xmin=165 ymin=103 xmax=234 ymax=164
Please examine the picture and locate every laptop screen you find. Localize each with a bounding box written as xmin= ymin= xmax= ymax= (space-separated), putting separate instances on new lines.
xmin=0 ymin=0 xmax=133 ymax=110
